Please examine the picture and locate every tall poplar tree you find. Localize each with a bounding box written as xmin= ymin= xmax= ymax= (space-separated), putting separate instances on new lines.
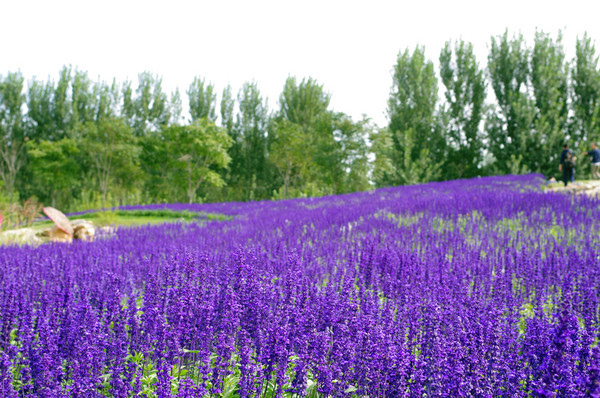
xmin=571 ymin=33 xmax=600 ymax=145
xmin=529 ymin=30 xmax=569 ymax=176
xmin=71 ymin=69 xmax=95 ymax=127
xmin=439 ymin=40 xmax=486 ymax=179
xmin=93 ymin=79 xmax=121 ymax=122
xmin=220 ymin=84 xmax=244 ymax=200
xmin=486 ymin=31 xmax=535 ymax=174
xmin=0 ymin=72 xmax=26 ymax=201
xmin=273 ymin=76 xmax=333 ymax=195
xmin=235 ymin=82 xmax=270 ymax=199
xmin=279 ymin=76 xmax=330 ymax=130
xmin=26 ymin=78 xmax=55 ymax=141
xmin=53 ymin=66 xmax=71 ymax=139
xmin=129 ymin=72 xmax=170 ymax=136
xmin=379 ymin=46 xmax=443 ymax=186
xmin=188 ymin=77 xmax=217 ymax=122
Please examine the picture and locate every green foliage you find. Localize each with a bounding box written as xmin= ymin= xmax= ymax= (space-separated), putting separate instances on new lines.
xmin=220 ymin=85 xmax=235 ymax=133
xmin=279 ymin=76 xmax=330 ymax=129
xmin=130 ymin=72 xmax=171 ymax=136
xmin=8 ymin=30 xmax=600 ymax=209
xmin=486 ymin=30 xmax=536 ymax=175
xmin=439 ymin=39 xmax=487 ymax=179
xmin=26 ymin=138 xmax=81 ymax=208
xmin=230 ymin=81 xmax=271 ymax=200
xmin=161 ymin=119 xmax=233 ymax=203
xmin=272 ymin=77 xmax=371 ymax=198
xmin=188 ymin=77 xmax=217 ymax=122
xmin=78 ymin=117 xmax=141 ymax=205
xmin=269 ymin=118 xmax=306 ymax=198
xmin=571 ymin=33 xmax=600 ymax=146
xmin=0 ymin=71 xmax=27 ymax=201
xmin=529 ymin=31 xmax=569 ymax=177
xmin=384 ymin=46 xmax=444 ymax=186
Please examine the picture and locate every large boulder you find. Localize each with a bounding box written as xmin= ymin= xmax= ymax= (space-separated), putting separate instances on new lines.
xmin=71 ymin=219 xmax=95 ymax=241
xmin=49 ymin=225 xmax=72 ymax=243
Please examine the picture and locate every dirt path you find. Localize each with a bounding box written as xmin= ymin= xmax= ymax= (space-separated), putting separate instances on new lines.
xmin=545 ymin=179 xmax=600 ymax=197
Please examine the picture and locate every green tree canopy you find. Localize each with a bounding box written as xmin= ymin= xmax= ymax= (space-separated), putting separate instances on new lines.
xmin=78 ymin=117 xmax=140 ymax=204
xmin=571 ymin=33 xmax=600 ymax=145
xmin=439 ymin=39 xmax=487 ymax=179
xmin=486 ymin=31 xmax=536 ymax=174
xmin=25 ymin=138 xmax=81 ymax=208
xmin=0 ymin=72 xmax=27 ymax=201
xmin=382 ymin=46 xmax=443 ymax=186
xmin=162 ymin=119 xmax=233 ymax=203
xmin=529 ymin=30 xmax=569 ymax=176
xmin=188 ymin=77 xmax=217 ymax=122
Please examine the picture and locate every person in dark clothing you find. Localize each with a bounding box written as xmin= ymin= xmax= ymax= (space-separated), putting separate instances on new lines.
xmin=559 ymin=143 xmax=576 ymax=187
xmin=587 ymin=142 xmax=600 ymax=179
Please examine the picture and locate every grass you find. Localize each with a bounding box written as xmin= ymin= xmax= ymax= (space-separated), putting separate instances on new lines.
xmin=73 ymin=209 xmax=231 ymax=227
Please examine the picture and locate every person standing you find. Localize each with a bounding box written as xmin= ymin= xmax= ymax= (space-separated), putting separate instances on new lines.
xmin=558 ymin=143 xmax=576 ymax=187
xmin=587 ymin=142 xmax=600 ymax=179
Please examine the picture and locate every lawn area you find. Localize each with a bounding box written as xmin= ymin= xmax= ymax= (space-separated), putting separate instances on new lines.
xmin=25 ymin=208 xmax=232 ymax=229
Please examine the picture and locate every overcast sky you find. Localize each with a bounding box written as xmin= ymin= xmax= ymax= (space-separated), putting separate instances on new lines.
xmin=2 ymin=0 xmax=600 ymax=127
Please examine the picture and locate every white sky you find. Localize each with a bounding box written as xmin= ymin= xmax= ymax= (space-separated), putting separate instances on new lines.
xmin=2 ymin=0 xmax=600 ymax=127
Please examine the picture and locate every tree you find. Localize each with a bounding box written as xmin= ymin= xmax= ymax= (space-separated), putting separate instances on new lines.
xmin=139 ymin=133 xmax=177 ymax=203
xmin=330 ymin=113 xmax=372 ymax=193
xmin=0 ymin=72 xmax=27 ymax=201
xmin=71 ymin=69 xmax=95 ymax=127
xmin=188 ymin=77 xmax=217 ymax=122
xmin=370 ymin=127 xmax=396 ymax=187
xmin=220 ymin=85 xmax=235 ymax=133
xmin=25 ymin=138 xmax=80 ymax=208
xmin=26 ymin=67 xmax=75 ymax=141
xmin=272 ymin=77 xmax=370 ymax=196
xmin=276 ymin=77 xmax=334 ymax=194
xmin=235 ymin=81 xmax=270 ymax=199
xmin=78 ymin=117 xmax=139 ymax=204
xmin=529 ymin=30 xmax=569 ymax=177
xmin=26 ymin=78 xmax=55 ymax=141
xmin=384 ymin=46 xmax=443 ymax=185
xmin=162 ymin=119 xmax=233 ymax=203
xmin=53 ymin=66 xmax=71 ymax=139
xmin=486 ymin=31 xmax=536 ymax=174
xmin=571 ymin=33 xmax=600 ymax=146
xmin=220 ymin=84 xmax=244 ymax=199
xmin=129 ymin=72 xmax=170 ymax=136
xmin=439 ymin=40 xmax=487 ymax=179
xmin=93 ymin=78 xmax=121 ymax=122
xmin=170 ymin=88 xmax=183 ymax=125
xmin=279 ymin=76 xmax=330 ymax=130
xmin=268 ymin=118 xmax=307 ymax=198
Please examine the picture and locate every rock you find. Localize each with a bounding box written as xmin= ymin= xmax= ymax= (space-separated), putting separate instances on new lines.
xmin=0 ymin=219 xmax=98 ymax=246
xmin=0 ymin=228 xmax=43 ymax=245
xmin=49 ymin=225 xmax=72 ymax=243
xmin=72 ymin=219 xmax=95 ymax=241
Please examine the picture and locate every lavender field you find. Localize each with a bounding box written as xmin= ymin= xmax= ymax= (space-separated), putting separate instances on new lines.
xmin=1 ymin=174 xmax=600 ymax=397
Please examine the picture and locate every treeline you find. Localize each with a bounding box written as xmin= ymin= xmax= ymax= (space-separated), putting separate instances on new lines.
xmin=1 ymin=30 xmax=600 ymax=211
xmin=374 ymin=30 xmax=600 ymax=186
